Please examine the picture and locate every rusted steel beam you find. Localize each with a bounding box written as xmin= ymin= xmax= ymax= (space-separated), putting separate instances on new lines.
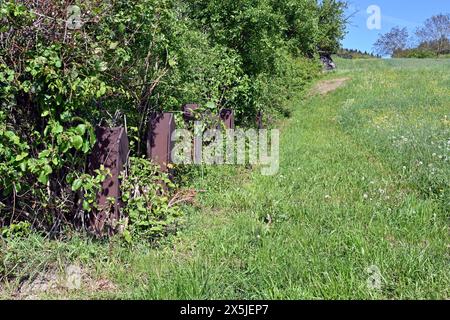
xmin=256 ymin=110 xmax=264 ymax=129
xmin=89 ymin=126 xmax=129 ymax=236
xmin=219 ymin=108 xmax=235 ymax=129
xmin=147 ymin=112 xmax=175 ymax=172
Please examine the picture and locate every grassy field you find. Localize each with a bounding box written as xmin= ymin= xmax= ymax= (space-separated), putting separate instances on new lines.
xmin=1 ymin=58 xmax=449 ymax=299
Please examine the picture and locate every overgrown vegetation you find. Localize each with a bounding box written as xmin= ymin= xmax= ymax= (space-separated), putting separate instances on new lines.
xmin=120 ymin=157 xmax=182 ymax=243
xmin=0 ymin=1 xmax=346 ymax=238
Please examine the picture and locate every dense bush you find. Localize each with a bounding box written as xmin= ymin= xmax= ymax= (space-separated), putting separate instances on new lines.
xmin=393 ymin=48 xmax=438 ymax=59
xmin=0 ymin=0 xmax=347 ymax=238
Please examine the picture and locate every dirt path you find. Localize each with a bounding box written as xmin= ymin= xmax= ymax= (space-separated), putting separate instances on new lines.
xmin=313 ymin=77 xmax=350 ymax=95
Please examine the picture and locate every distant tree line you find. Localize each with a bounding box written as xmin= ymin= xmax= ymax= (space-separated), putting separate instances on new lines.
xmin=336 ymin=48 xmax=381 ymax=59
xmin=373 ymin=13 xmax=450 ymax=58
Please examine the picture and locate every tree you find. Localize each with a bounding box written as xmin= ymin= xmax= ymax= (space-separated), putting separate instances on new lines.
xmin=415 ymin=14 xmax=450 ymax=56
xmin=373 ymin=26 xmax=409 ymax=57
xmin=316 ymin=0 xmax=348 ymax=53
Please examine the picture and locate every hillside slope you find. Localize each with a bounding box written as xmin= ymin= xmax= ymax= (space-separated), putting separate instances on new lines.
xmin=3 ymin=58 xmax=449 ymax=300
xmin=111 ymin=58 xmax=449 ymax=299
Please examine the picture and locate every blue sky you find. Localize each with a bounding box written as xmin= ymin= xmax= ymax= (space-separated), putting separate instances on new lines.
xmin=342 ymin=0 xmax=450 ymax=53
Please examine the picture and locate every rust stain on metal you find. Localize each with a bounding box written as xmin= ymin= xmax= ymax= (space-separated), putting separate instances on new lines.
xmin=89 ymin=126 xmax=129 ymax=236
xmin=147 ymin=112 xmax=175 ymax=172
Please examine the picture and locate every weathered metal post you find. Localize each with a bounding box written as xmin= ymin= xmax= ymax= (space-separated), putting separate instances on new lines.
xmin=256 ymin=110 xmax=264 ymax=129
xmin=182 ymin=104 xmax=202 ymax=164
xmin=147 ymin=112 xmax=175 ymax=173
xmin=89 ymin=126 xmax=129 ymax=236
xmin=219 ymin=108 xmax=235 ymax=129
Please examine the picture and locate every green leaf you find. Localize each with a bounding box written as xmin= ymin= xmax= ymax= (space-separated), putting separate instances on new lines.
xmin=39 ymin=150 xmax=51 ymax=159
xmin=60 ymin=141 xmax=70 ymax=153
xmin=82 ymin=200 xmax=91 ymax=211
xmin=51 ymin=123 xmax=64 ymax=135
xmin=74 ymin=124 xmax=86 ymax=136
xmin=43 ymin=164 xmax=53 ymax=175
xmin=72 ymin=179 xmax=83 ymax=191
xmin=109 ymin=42 xmax=118 ymax=50
xmin=89 ymin=129 xmax=96 ymax=146
xmin=15 ymin=183 xmax=22 ymax=193
xmin=38 ymin=172 xmax=49 ymax=184
xmin=96 ymin=83 xmax=107 ymax=97
xmin=71 ymin=135 xmax=83 ymax=150
xmin=15 ymin=152 xmax=28 ymax=161
xmin=206 ymin=101 xmax=216 ymax=109
xmin=82 ymin=140 xmax=90 ymax=154
xmin=19 ymin=162 xmax=27 ymax=172
xmin=168 ymin=59 xmax=177 ymax=67
xmin=60 ymin=111 xmax=71 ymax=121
xmin=123 ymin=229 xmax=132 ymax=244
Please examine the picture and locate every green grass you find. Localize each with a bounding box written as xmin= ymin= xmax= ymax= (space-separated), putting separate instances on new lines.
xmin=1 ymin=58 xmax=449 ymax=299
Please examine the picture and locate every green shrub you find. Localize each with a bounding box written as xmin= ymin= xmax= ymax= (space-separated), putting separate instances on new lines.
xmin=120 ymin=157 xmax=182 ymax=243
xmin=394 ymin=48 xmax=436 ymax=59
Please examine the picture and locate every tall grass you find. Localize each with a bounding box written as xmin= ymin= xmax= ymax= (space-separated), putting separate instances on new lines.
xmin=335 ymin=58 xmax=450 ymax=212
